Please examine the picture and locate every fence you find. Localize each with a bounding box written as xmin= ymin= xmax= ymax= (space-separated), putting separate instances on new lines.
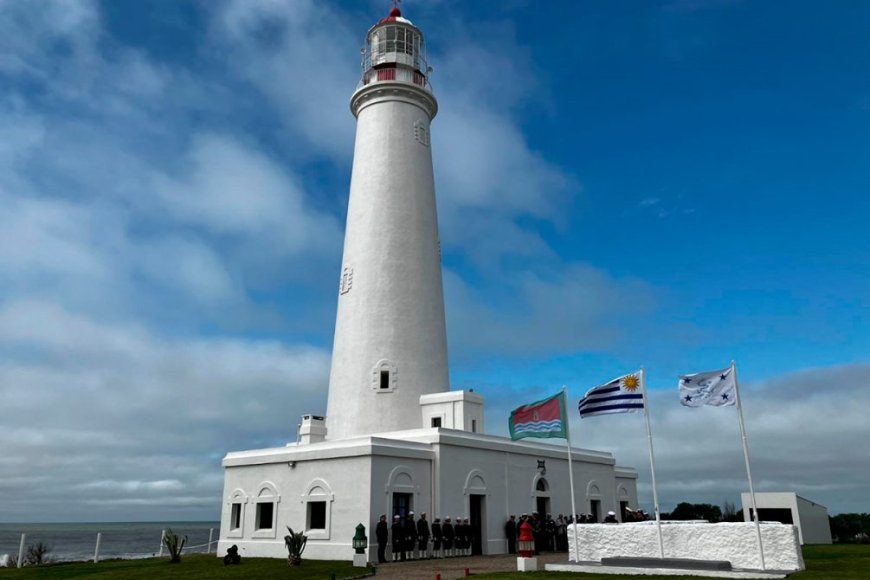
xmin=9 ymin=528 xmax=217 ymax=568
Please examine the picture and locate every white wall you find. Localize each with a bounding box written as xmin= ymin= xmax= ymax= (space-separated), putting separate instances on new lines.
xmin=796 ymin=496 xmax=832 ymax=544
xmin=218 ymin=455 xmax=373 ymax=560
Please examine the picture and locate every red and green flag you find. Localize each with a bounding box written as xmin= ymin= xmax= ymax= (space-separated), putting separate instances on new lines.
xmin=508 ymin=392 xmax=567 ymax=440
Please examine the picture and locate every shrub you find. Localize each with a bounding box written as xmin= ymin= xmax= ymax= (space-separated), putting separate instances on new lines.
xmin=162 ymin=529 xmax=187 ymax=563
xmin=284 ymin=526 xmax=307 ymax=566
xmin=25 ymin=542 xmax=51 ymax=566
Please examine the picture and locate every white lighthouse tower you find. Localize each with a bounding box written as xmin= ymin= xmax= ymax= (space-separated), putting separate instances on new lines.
xmin=325 ymin=5 xmax=450 ymax=440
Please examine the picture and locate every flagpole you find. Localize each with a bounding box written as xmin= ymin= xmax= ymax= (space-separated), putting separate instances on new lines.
xmin=562 ymin=385 xmax=581 ymax=562
xmin=732 ymin=361 xmax=766 ymax=570
xmin=640 ymin=367 xmax=665 ymax=558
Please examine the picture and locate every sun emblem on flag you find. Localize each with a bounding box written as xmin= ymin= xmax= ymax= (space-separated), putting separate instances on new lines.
xmin=621 ymin=374 xmax=640 ymax=392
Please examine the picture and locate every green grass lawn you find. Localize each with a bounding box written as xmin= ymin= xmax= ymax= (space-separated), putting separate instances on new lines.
xmin=0 ymin=554 xmax=373 ymax=579
xmin=1 ymin=545 xmax=868 ymax=579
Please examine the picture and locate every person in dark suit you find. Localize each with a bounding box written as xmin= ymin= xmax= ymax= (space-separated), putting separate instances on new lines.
xmin=417 ymin=512 xmax=431 ymax=558
xmin=505 ymin=515 xmax=517 ymax=554
xmin=432 ymin=517 xmax=443 ymax=558
xmin=375 ymin=514 xmax=389 ymax=563
xmin=391 ymin=515 xmax=403 ymax=561
xmin=442 ymin=517 xmax=454 ymax=557
xmin=404 ymin=512 xmax=417 ymax=560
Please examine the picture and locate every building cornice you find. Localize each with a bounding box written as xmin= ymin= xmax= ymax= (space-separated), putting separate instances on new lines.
xmin=223 ymin=428 xmax=618 ymax=467
xmin=350 ymin=81 xmax=438 ymax=120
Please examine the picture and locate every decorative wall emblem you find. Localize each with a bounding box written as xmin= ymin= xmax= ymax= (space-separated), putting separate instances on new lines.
xmin=340 ymin=265 xmax=353 ymax=294
xmin=414 ymin=119 xmax=429 ymax=146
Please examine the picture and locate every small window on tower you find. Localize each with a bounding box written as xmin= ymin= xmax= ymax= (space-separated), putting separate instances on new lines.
xmin=431 ymin=417 xmax=442 ymax=428
xmin=471 ymin=419 xmax=477 ymax=433
xmin=372 ymin=359 xmax=397 ymax=392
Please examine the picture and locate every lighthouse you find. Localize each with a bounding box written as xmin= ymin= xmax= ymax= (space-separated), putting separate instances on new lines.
xmin=325 ymin=6 xmax=450 ymax=440
xmin=218 ymin=7 xmax=638 ymax=562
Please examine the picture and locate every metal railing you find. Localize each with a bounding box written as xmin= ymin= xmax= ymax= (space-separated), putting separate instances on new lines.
xmin=357 ymin=67 xmax=431 ymax=92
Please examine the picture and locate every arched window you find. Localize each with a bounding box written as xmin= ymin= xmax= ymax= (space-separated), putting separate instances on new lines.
xmin=302 ymin=479 xmax=335 ymax=540
xmin=372 ymin=359 xmax=397 ymax=392
xmin=226 ymin=489 xmax=248 ymax=539
xmin=536 ymin=478 xmax=549 ymax=492
xmin=252 ymin=481 xmax=280 ymax=539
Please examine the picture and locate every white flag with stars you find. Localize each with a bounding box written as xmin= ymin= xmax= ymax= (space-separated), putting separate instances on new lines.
xmin=679 ymin=366 xmax=737 ymax=407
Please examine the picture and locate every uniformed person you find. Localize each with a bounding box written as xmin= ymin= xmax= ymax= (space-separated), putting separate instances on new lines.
xmin=442 ymin=516 xmax=454 ymax=557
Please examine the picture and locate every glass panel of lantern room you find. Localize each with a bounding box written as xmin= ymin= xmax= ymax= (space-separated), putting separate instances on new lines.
xmin=386 ymin=25 xmax=396 ymax=53
xmin=396 ymin=27 xmax=406 ymax=55
xmin=370 ymin=31 xmax=382 ymax=65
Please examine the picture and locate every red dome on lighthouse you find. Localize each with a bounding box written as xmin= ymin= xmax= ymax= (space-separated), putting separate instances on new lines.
xmin=378 ymin=5 xmax=412 ymax=25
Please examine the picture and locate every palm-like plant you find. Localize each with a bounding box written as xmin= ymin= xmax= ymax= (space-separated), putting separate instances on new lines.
xmin=284 ymin=526 xmax=308 ymax=566
xmin=162 ymin=529 xmax=187 ymax=563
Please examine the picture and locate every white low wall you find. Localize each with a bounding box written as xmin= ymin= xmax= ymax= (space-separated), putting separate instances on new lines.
xmin=568 ymin=522 xmax=804 ymax=572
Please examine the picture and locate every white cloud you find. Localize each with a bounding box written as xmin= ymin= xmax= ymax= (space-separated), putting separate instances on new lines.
xmin=211 ymin=0 xmax=359 ymax=158
xmin=445 ymin=264 xmax=657 ymax=358
xmin=152 ymin=133 xmax=340 ymax=258
xmin=0 ymin=300 xmax=330 ymax=521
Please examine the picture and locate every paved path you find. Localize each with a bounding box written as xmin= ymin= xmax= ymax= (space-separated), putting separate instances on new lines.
xmin=372 ymin=552 xmax=567 ymax=579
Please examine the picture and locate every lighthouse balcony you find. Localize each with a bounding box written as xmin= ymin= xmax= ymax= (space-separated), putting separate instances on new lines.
xmin=357 ymin=66 xmax=431 ymax=92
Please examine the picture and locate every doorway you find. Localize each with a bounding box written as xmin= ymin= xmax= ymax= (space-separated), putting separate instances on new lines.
xmin=470 ymin=494 xmax=486 ymax=555
xmin=392 ymin=492 xmax=412 ymax=519
xmin=536 ymin=496 xmax=550 ymax=516
xmin=620 ymin=501 xmax=630 ymax=522
xmin=590 ymin=499 xmax=601 ymax=522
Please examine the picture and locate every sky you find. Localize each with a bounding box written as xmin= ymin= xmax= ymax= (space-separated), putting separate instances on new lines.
xmin=1 ymin=0 xmax=868 ymax=523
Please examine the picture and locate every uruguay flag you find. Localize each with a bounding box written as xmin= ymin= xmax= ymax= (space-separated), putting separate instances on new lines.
xmin=578 ymin=372 xmax=644 ymax=418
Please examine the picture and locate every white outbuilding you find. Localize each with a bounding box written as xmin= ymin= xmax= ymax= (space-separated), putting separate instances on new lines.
xmin=217 ymin=6 xmax=638 ymax=561
xmin=741 ymin=492 xmax=832 ymax=544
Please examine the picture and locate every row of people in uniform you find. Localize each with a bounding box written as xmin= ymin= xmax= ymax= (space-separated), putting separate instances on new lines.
xmin=375 ymin=512 xmax=476 ymax=563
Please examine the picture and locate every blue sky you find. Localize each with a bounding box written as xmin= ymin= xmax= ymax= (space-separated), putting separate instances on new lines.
xmin=1 ymin=0 xmax=868 ymax=523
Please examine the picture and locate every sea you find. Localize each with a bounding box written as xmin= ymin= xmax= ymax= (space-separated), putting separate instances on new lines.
xmin=0 ymin=521 xmax=221 ymax=563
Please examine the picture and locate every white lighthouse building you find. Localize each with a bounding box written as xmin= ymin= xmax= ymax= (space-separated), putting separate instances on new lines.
xmin=218 ymin=7 xmax=638 ymax=561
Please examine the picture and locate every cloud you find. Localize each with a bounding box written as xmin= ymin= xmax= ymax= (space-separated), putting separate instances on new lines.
xmin=210 ymin=0 xmax=359 ymax=159
xmin=0 ymin=1 xmax=345 ymax=521
xmin=445 ymin=264 xmax=657 ymax=359
xmin=0 ymin=300 xmax=330 ymax=521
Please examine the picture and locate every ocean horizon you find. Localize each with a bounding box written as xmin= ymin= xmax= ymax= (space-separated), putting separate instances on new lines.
xmin=0 ymin=521 xmax=221 ymax=563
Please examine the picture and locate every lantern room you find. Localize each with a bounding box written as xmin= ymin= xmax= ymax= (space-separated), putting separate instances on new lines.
xmin=359 ymin=6 xmax=430 ymax=91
